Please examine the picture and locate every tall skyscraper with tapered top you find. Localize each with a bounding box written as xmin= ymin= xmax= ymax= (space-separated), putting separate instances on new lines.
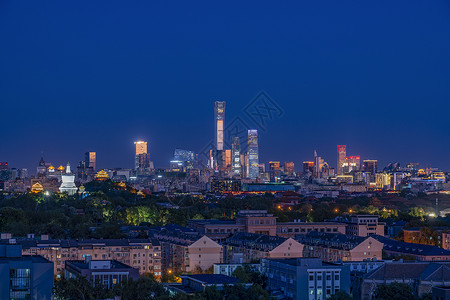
xmin=231 ymin=137 xmax=241 ymax=175
xmin=214 ymin=101 xmax=226 ymax=170
xmin=248 ymin=130 xmax=259 ymax=179
xmin=337 ymin=145 xmax=346 ymax=175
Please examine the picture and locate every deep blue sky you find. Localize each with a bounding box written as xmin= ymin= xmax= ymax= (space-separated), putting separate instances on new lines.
xmin=1 ymin=0 xmax=450 ymax=172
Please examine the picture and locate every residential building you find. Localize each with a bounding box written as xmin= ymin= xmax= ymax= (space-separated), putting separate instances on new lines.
xmin=213 ymin=263 xmax=261 ymax=276
xmin=372 ymin=235 xmax=450 ymax=261
xmin=361 ymin=261 xmax=450 ymax=299
xmin=403 ymin=227 xmax=450 ymax=249
xmin=187 ymin=210 xmax=277 ymax=240
xmin=277 ymin=222 xmax=346 ymax=238
xmin=152 ymin=230 xmax=222 ymax=273
xmin=345 ymin=215 xmax=385 ymax=237
xmin=295 ymin=232 xmax=383 ymax=262
xmin=262 ymin=257 xmax=350 ymax=300
xmin=167 ymin=274 xmax=250 ymax=295
xmin=223 ymin=232 xmax=304 ymax=264
xmin=0 ymin=242 xmax=53 ymax=300
xmin=65 ymin=257 xmax=139 ymax=288
xmin=15 ymin=238 xmax=161 ymax=276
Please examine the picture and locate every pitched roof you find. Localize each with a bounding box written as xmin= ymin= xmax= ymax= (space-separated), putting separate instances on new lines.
xmin=371 ymin=235 xmax=450 ymax=257
xmin=365 ymin=262 xmax=450 ymax=281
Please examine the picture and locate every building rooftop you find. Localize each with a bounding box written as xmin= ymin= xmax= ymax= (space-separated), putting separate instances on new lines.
xmin=183 ymin=274 xmax=239 ymax=285
xmin=4 ymin=238 xmax=160 ymax=249
xmin=372 ymin=235 xmax=450 ymax=257
xmin=66 ymin=259 xmax=134 ymax=270
xmin=365 ymin=261 xmax=450 ymax=281
xmin=0 ymin=255 xmax=52 ymax=264
xmin=295 ymin=231 xmax=369 ymax=250
xmin=225 ymin=232 xmax=288 ymax=251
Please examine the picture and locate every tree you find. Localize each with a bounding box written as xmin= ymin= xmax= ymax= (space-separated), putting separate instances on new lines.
xmin=329 ymin=291 xmax=352 ymax=300
xmin=374 ymin=283 xmax=417 ymax=300
xmin=232 ymin=265 xmax=267 ymax=288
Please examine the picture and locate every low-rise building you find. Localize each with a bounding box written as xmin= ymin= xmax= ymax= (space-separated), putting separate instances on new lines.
xmin=65 ymin=257 xmax=139 ymax=288
xmin=14 ymin=238 xmax=161 ymax=276
xmin=223 ymin=232 xmax=303 ymax=264
xmin=166 ymin=274 xmax=250 ymax=295
xmin=153 ymin=230 xmax=222 ymax=273
xmin=277 ymin=222 xmax=346 ymax=238
xmin=0 ymin=242 xmax=54 ymax=300
xmin=213 ymin=263 xmax=261 ymax=276
xmin=361 ymin=261 xmax=450 ymax=299
xmin=372 ymin=235 xmax=450 ymax=261
xmin=262 ymin=257 xmax=350 ymax=300
xmin=403 ymin=227 xmax=450 ymax=249
xmin=295 ymin=232 xmax=383 ymax=262
xmin=345 ymin=215 xmax=385 ymax=237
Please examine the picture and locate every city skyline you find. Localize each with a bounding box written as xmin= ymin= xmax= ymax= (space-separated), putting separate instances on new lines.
xmin=1 ymin=1 xmax=450 ymax=171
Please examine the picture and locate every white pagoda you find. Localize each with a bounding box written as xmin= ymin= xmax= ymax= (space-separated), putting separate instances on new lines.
xmin=59 ymin=162 xmax=77 ymax=195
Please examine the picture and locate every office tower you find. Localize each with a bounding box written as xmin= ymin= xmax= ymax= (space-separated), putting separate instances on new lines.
xmin=343 ymin=156 xmax=361 ymax=174
xmin=84 ymin=152 xmax=96 ymax=171
xmin=0 ymin=162 xmax=8 ymax=171
xmin=231 ymin=137 xmax=241 ymax=175
xmin=224 ymin=149 xmax=231 ymax=169
xmin=134 ymin=141 xmax=150 ymax=175
xmin=337 ymin=145 xmax=346 ymax=175
xmin=0 ymin=162 xmax=10 ymax=182
xmin=363 ymin=160 xmax=378 ymax=175
xmin=284 ymin=161 xmax=295 ymax=175
xmin=269 ymin=161 xmax=281 ymax=182
xmin=247 ymin=130 xmax=259 ymax=179
xmin=37 ymin=155 xmax=46 ymax=175
xmin=240 ymin=153 xmax=248 ymax=178
xmin=214 ymin=101 xmax=226 ymax=170
xmin=174 ymin=149 xmax=195 ymax=163
xmin=313 ymin=150 xmax=325 ymax=178
xmin=214 ymin=101 xmax=225 ymax=151
xmin=302 ymin=161 xmax=314 ymax=174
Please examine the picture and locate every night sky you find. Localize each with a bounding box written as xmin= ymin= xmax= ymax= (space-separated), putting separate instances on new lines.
xmin=1 ymin=0 xmax=450 ymax=172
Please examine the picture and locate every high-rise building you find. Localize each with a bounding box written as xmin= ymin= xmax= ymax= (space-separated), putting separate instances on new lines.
xmin=37 ymin=155 xmax=46 ymax=176
xmin=343 ymin=156 xmax=361 ymax=174
xmin=302 ymin=161 xmax=314 ymax=174
xmin=284 ymin=162 xmax=295 ymax=175
xmin=337 ymin=145 xmax=346 ymax=175
xmin=247 ymin=130 xmax=259 ymax=179
xmin=214 ymin=101 xmax=226 ymax=170
xmin=269 ymin=161 xmax=281 ymax=182
xmin=134 ymin=141 xmax=150 ymax=175
xmin=363 ymin=160 xmax=377 ymax=175
xmin=231 ymin=137 xmax=241 ymax=175
xmin=84 ymin=152 xmax=96 ymax=171
xmin=214 ymin=102 xmax=225 ymax=151
xmin=313 ymin=150 xmax=325 ymax=178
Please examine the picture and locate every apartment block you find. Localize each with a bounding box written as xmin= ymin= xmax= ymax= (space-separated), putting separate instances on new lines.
xmin=223 ymin=232 xmax=303 ymax=264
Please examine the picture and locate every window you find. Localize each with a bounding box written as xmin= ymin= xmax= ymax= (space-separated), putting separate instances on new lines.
xmin=309 ymin=289 xmax=314 ymax=295
xmin=335 ymin=274 xmax=339 ymax=280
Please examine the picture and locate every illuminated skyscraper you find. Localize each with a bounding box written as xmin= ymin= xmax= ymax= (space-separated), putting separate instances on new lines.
xmin=84 ymin=151 xmax=96 ymax=171
xmin=313 ymin=150 xmax=325 ymax=178
xmin=214 ymin=101 xmax=226 ymax=170
xmin=269 ymin=161 xmax=281 ymax=182
xmin=337 ymin=145 xmax=346 ymax=175
xmin=247 ymin=130 xmax=259 ymax=179
xmin=231 ymin=137 xmax=241 ymax=175
xmin=363 ymin=160 xmax=377 ymax=175
xmin=284 ymin=161 xmax=295 ymax=175
xmin=134 ymin=141 xmax=150 ymax=174
xmin=342 ymin=156 xmax=361 ymax=174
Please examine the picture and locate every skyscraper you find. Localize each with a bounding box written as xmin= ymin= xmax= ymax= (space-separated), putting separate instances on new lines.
xmin=134 ymin=141 xmax=150 ymax=174
xmin=231 ymin=137 xmax=241 ymax=175
xmin=247 ymin=130 xmax=259 ymax=179
xmin=363 ymin=160 xmax=378 ymax=175
xmin=269 ymin=161 xmax=281 ymax=182
xmin=85 ymin=151 xmax=96 ymax=171
xmin=214 ymin=101 xmax=225 ymax=170
xmin=313 ymin=150 xmax=325 ymax=178
xmin=284 ymin=161 xmax=295 ymax=175
xmin=337 ymin=145 xmax=346 ymax=175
